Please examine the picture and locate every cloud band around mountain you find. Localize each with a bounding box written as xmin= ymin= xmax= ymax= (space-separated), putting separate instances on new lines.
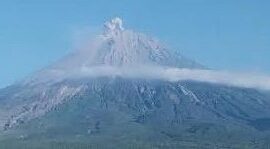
xmin=60 ymin=65 xmax=270 ymax=91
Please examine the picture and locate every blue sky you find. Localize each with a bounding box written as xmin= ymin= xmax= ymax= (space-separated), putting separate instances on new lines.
xmin=0 ymin=0 xmax=269 ymax=88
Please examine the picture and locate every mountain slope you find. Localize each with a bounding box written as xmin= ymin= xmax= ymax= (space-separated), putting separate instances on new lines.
xmin=1 ymin=78 xmax=270 ymax=148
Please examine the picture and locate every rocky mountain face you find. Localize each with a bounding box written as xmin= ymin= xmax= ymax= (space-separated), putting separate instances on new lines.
xmin=0 ymin=18 xmax=270 ymax=148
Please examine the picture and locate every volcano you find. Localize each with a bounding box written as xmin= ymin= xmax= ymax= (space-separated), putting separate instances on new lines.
xmin=0 ymin=18 xmax=270 ymax=149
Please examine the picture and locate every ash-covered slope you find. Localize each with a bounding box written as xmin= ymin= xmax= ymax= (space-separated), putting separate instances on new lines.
xmin=1 ymin=18 xmax=270 ymax=148
xmin=54 ymin=17 xmax=203 ymax=68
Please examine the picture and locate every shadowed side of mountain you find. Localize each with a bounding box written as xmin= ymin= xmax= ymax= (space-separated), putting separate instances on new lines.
xmin=1 ymin=78 xmax=270 ymax=148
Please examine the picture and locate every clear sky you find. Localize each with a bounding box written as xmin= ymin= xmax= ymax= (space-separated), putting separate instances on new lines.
xmin=0 ymin=0 xmax=269 ymax=88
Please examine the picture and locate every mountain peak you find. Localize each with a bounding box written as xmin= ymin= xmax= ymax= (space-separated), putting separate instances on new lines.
xmin=104 ymin=17 xmax=124 ymax=35
xmin=49 ymin=17 xmax=203 ymax=69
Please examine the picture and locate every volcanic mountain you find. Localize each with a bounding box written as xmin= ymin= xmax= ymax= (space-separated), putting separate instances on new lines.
xmin=0 ymin=18 xmax=270 ymax=149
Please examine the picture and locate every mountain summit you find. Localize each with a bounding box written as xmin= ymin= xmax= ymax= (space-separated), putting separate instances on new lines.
xmin=51 ymin=17 xmax=203 ymax=69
